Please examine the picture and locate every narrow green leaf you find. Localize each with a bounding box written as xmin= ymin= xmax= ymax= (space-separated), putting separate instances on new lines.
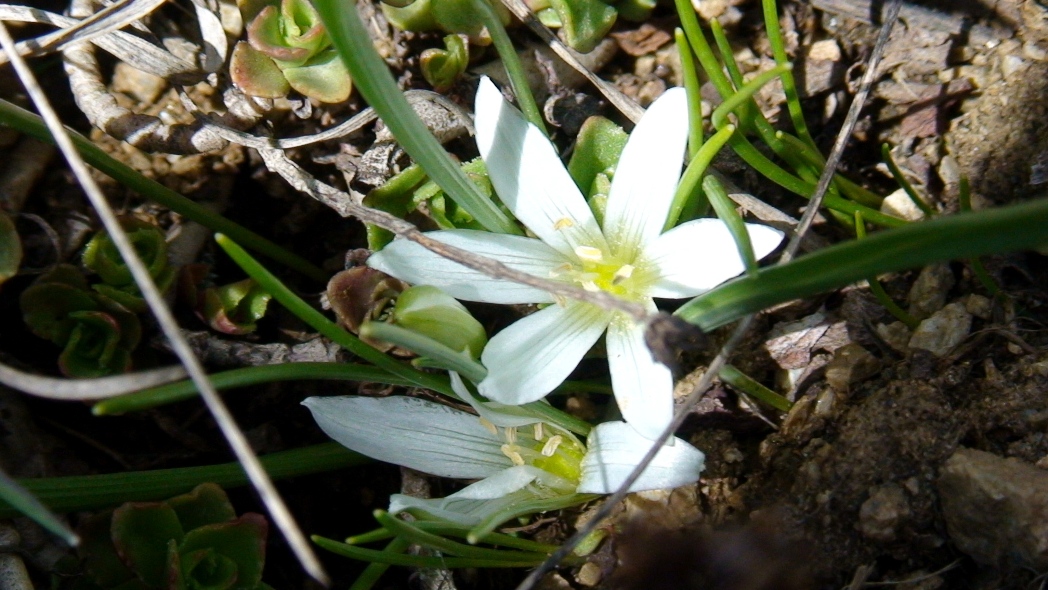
xmin=0 ymin=444 xmax=367 ymax=519
xmin=677 ymin=197 xmax=1048 ymax=329
xmin=0 ymin=468 xmax=78 ymax=545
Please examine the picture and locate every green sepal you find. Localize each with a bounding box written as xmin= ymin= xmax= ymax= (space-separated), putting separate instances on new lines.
xmin=391 ymin=285 xmax=488 ymax=358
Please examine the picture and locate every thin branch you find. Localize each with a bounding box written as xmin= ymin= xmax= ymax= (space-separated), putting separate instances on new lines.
xmin=0 ymin=21 xmax=329 ymax=587
xmin=0 ymin=361 xmax=186 ymax=400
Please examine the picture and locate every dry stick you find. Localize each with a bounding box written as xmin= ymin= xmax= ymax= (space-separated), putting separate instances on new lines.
xmin=0 ymin=0 xmax=165 ymax=63
xmin=514 ymin=3 xmax=903 ymax=587
xmin=0 ymin=362 xmax=186 ymax=400
xmin=781 ymin=0 xmax=902 ymax=263
xmin=0 ymin=23 xmax=330 ymax=587
xmin=256 ymin=147 xmax=653 ymax=322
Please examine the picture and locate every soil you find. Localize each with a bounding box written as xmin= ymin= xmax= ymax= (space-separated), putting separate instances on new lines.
xmin=3 ymin=0 xmax=1048 ymax=589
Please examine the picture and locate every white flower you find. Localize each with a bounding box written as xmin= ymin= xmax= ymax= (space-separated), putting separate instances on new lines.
xmin=369 ymin=77 xmax=784 ymax=439
xmin=302 ymin=374 xmax=704 ymax=527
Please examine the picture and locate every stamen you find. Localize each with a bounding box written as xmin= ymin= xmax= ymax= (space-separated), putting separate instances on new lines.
xmin=612 ymin=264 xmax=635 ymax=285
xmin=574 ymin=246 xmax=603 ymax=262
xmin=504 ymin=426 xmax=517 ymax=444
xmin=553 ymin=218 xmax=575 ymax=230
xmin=541 ymin=435 xmax=563 ymax=457
xmin=501 ymin=444 xmax=525 ymax=465
xmin=479 ymin=417 xmax=497 ymax=435
xmin=549 ymin=262 xmax=573 ymax=278
xmin=581 ymin=281 xmax=599 ymax=292
xmin=534 ymin=422 xmax=544 ymax=441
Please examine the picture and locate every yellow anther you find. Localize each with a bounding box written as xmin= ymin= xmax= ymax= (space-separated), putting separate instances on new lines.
xmin=581 ymin=281 xmax=600 ymax=292
xmin=541 ymin=435 xmax=563 ymax=457
xmin=534 ymin=422 xmax=544 ymax=441
xmin=504 ymin=426 xmax=517 ymax=444
xmin=479 ymin=417 xmax=497 ymax=436
xmin=501 ymin=444 xmax=525 ymax=465
xmin=574 ymin=246 xmax=604 ymax=262
xmin=554 ymin=218 xmax=575 ymax=230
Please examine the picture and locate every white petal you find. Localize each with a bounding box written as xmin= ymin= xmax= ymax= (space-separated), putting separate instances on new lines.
xmin=645 ymin=218 xmax=784 ymax=298
xmin=302 ymin=396 xmax=509 ymax=479
xmin=479 ymin=301 xmax=610 ymax=405
xmin=389 ymin=487 xmax=539 ymax=526
xmin=441 ymin=465 xmax=543 ymax=500
xmin=576 ymin=421 xmax=705 ymax=494
xmin=606 ymin=305 xmax=673 ymax=441
xmin=602 ymin=88 xmax=689 ymax=259
xmin=452 ymin=372 xmax=543 ymax=427
xmin=475 ymin=77 xmax=607 ymax=258
xmin=368 ymin=229 xmax=562 ymax=304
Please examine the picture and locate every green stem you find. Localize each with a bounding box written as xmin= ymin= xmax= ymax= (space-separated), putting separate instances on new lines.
xmin=704 ymin=175 xmax=757 ymax=275
xmin=762 ymin=0 xmax=815 ymax=146
xmin=373 ymin=510 xmax=549 ymax=561
xmin=718 ymin=364 xmax=791 ymax=411
xmin=0 ymin=99 xmax=327 ymax=282
xmin=0 ymin=444 xmax=366 ymax=518
xmin=467 ymin=493 xmax=600 ymax=543
xmin=312 ymin=0 xmax=521 ymax=235
xmin=855 ymin=211 xmax=919 ymax=329
xmin=92 ymin=363 xmax=415 ymax=415
xmin=881 ymin=144 xmax=934 ymax=217
xmin=472 ymin=0 xmax=545 ymax=134
xmin=675 ymin=28 xmax=704 ymax=159
xmin=959 ymin=176 xmax=1002 ymax=296
xmin=665 ymin=124 xmax=735 ymax=230
xmin=349 ymin=537 xmax=409 ymax=590
xmin=313 ymin=535 xmax=554 ymax=567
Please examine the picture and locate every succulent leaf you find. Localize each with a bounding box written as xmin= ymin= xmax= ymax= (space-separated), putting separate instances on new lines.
xmin=229 ymin=42 xmax=291 ymax=100
xmin=547 ymin=0 xmax=617 ymax=53
xmin=281 ymin=48 xmax=353 ymax=103
xmin=420 ymin=34 xmax=469 ymax=92
xmin=0 ymin=210 xmax=21 ymax=288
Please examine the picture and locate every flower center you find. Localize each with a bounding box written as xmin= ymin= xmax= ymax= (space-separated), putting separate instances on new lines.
xmin=549 ymin=246 xmax=650 ymax=301
xmin=497 ymin=424 xmax=585 ymax=491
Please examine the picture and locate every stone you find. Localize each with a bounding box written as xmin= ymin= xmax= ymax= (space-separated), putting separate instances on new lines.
xmin=908 ymin=302 xmax=972 ymax=357
xmin=881 ymin=188 xmax=928 ymax=221
xmin=858 ymin=483 xmax=910 ymax=542
xmin=907 ymin=264 xmax=955 ymax=319
xmin=938 ymin=448 xmax=1048 ymax=569
xmin=825 ymin=343 xmax=881 ymax=393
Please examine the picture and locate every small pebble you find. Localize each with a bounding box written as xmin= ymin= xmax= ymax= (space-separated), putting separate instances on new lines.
xmin=858 ymin=483 xmax=910 ymax=542
xmin=881 ymin=188 xmax=927 ymax=221
xmin=907 ymin=264 xmax=955 ymax=320
xmin=908 ymin=302 xmax=972 ymax=357
xmin=939 ymin=448 xmax=1048 ymax=569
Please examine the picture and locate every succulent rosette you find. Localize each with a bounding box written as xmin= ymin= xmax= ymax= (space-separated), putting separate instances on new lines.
xmin=231 ymin=0 xmax=352 ymax=103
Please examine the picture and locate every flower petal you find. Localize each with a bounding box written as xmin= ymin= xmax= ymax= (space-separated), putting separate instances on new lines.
xmin=475 ymin=77 xmax=607 ymax=258
xmin=368 ymin=229 xmax=562 ymax=304
xmin=646 ymin=218 xmax=784 ymax=298
xmin=452 ymin=372 xmax=543 ymax=427
xmin=602 ymin=87 xmax=689 ymax=259
xmin=389 ymin=487 xmax=539 ymax=526
xmin=479 ymin=301 xmax=610 ymax=405
xmin=302 ymin=396 xmax=509 ymax=479
xmin=440 ymin=465 xmax=543 ymax=500
xmin=606 ymin=305 xmax=673 ymax=440
xmin=577 ymin=421 xmax=705 ymax=494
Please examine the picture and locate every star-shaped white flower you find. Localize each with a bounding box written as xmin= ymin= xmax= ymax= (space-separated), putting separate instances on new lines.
xmin=370 ymin=77 xmax=784 ymax=439
xmin=302 ymin=374 xmax=704 ymax=529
